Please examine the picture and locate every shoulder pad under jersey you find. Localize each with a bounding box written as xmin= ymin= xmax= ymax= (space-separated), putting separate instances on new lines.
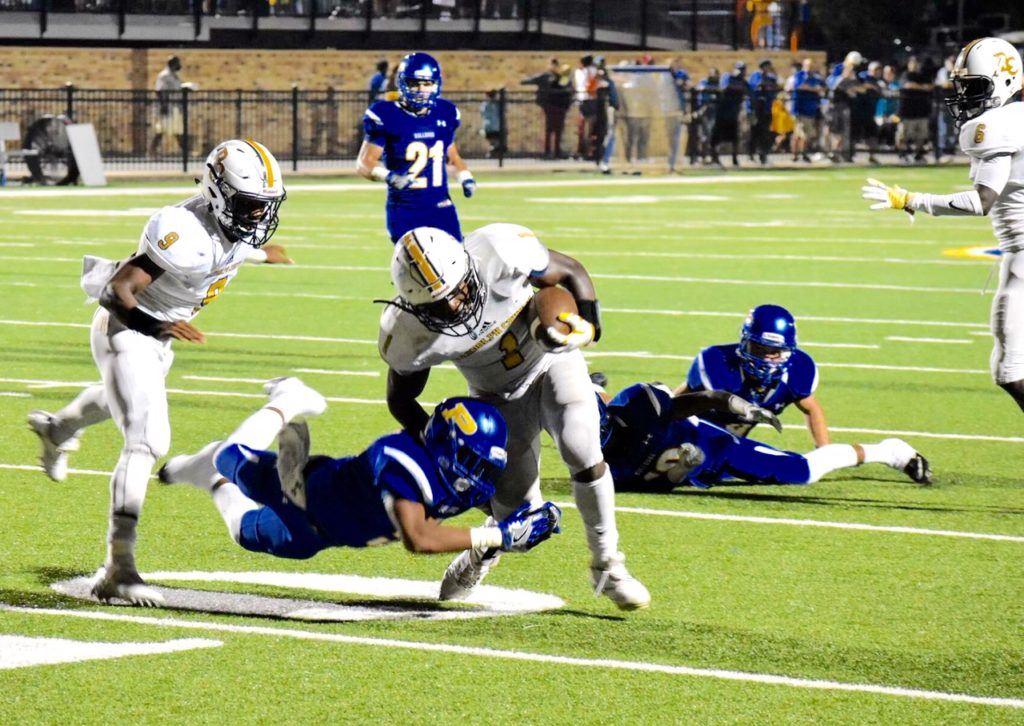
xmin=140 ymin=206 xmax=213 ymax=277
xmin=465 ymin=223 xmax=550 ymax=277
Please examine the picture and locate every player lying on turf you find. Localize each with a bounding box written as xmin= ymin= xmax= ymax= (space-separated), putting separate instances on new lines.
xmin=379 ymin=224 xmax=649 ymax=610
xmin=159 ymin=378 xmax=561 ymax=563
xmin=673 ymin=304 xmax=830 ymax=446
xmin=356 ymin=52 xmax=475 ymax=242
xmin=861 ymin=38 xmax=1024 ymax=413
xmin=27 ymin=139 xmax=291 ymax=608
xmin=596 ymin=381 xmax=932 ymax=490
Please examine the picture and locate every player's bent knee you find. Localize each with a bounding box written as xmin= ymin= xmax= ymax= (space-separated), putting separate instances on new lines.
xmin=572 ymin=461 xmax=607 ymax=483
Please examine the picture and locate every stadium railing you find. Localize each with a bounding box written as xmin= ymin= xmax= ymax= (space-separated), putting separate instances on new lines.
xmin=0 ymin=84 xmax=961 ymax=176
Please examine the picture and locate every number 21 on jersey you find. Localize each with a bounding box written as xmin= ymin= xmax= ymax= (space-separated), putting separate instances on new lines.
xmin=405 ymin=140 xmax=444 ymax=189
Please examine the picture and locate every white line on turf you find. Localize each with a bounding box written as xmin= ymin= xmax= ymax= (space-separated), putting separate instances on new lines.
xmin=886 ymin=336 xmax=973 ymax=345
xmin=562 ymin=250 xmax=989 ymax=267
xmin=2 ymin=606 xmax=1020 ymax=709
xmin=292 ymin=368 xmax=380 ymax=377
xmin=601 ymin=308 xmax=988 ymax=329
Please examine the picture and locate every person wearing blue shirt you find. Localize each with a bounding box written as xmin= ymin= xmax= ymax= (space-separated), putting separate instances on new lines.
xmin=160 ymin=377 xmax=561 ymax=562
xmin=667 ymin=61 xmax=690 ymax=172
xmin=693 ymin=68 xmax=721 ymax=164
xmin=674 ymin=304 xmax=830 ymax=446
xmin=596 ymin=381 xmax=931 ymax=491
xmin=789 ymin=58 xmax=825 ymax=162
xmin=356 ymin=52 xmax=475 ymax=243
xmin=368 ymin=59 xmax=389 ymax=106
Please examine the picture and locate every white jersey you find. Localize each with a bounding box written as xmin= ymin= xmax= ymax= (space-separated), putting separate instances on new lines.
xmin=379 ymin=223 xmax=555 ymax=400
xmin=960 ymin=102 xmax=1024 ymax=252
xmin=80 ymin=195 xmax=250 ymax=322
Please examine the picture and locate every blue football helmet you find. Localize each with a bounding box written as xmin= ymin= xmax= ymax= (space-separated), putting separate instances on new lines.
xmin=739 ymin=304 xmax=798 ymax=387
xmin=396 ymin=52 xmax=442 ymax=112
xmin=423 ymin=397 xmax=507 ymax=514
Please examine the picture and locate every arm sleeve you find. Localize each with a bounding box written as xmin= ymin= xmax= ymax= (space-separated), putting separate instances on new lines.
xmin=685 ymin=355 xmax=707 ymax=391
xmin=789 ymin=353 xmax=819 ymax=398
xmin=362 ymin=106 xmax=388 ymax=146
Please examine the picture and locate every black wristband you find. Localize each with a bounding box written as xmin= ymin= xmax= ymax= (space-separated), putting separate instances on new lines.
xmin=121 ymin=306 xmax=166 ymax=338
xmin=577 ymin=299 xmax=602 ymax=342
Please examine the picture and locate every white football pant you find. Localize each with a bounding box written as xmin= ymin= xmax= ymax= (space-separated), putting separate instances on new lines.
xmin=991 ymin=250 xmax=1024 ymax=385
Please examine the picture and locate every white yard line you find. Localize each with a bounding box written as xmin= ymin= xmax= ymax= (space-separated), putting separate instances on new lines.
xmin=885 ymin=336 xmax=973 ymax=345
xmin=3 ymin=606 xmax=1021 ymax=709
xmin=562 ymin=250 xmax=989 ymax=267
xmin=292 ymin=368 xmax=380 ymax=377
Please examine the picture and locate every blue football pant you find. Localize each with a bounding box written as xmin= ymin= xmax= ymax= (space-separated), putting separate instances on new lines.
xmin=387 ymin=200 xmax=462 ymax=242
xmin=696 ymin=429 xmax=811 ymax=486
xmin=215 ymin=443 xmax=327 ymax=559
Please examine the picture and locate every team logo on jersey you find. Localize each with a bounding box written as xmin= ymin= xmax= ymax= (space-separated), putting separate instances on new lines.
xmin=437 ymin=120 xmax=447 ymax=127
xmin=994 ymin=52 xmax=1019 ymax=76
xmin=943 ymin=245 xmax=1002 ymax=260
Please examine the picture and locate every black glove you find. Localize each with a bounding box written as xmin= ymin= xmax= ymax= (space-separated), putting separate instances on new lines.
xmin=577 ymin=299 xmax=602 ymax=343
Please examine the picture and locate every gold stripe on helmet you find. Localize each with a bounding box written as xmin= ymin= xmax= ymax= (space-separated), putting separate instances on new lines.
xmin=401 ymin=231 xmax=444 ymax=293
xmin=244 ymin=137 xmax=275 ymax=189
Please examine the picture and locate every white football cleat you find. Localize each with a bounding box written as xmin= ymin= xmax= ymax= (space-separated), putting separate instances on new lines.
xmin=439 ymin=546 xmax=503 ymax=601
xmin=591 ymin=553 xmax=651 ymax=611
xmin=27 ymin=410 xmax=79 ymax=483
xmin=90 ymin=566 xmax=165 ymax=608
xmin=264 ymin=377 xmax=327 ymax=420
xmin=277 ymin=421 xmax=311 ymax=509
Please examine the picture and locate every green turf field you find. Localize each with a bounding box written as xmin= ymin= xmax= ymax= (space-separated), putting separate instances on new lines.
xmin=1 ymin=167 xmax=1022 ymax=723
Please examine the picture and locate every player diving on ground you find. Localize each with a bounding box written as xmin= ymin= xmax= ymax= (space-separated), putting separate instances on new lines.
xmin=862 ymin=38 xmax=1024 ymax=412
xmin=159 ymin=378 xmax=561 ymax=562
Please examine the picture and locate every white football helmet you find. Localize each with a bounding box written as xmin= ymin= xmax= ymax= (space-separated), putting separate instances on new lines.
xmin=947 ymin=37 xmax=1023 ymax=124
xmin=389 ymin=227 xmax=484 ymax=336
xmin=200 ymin=138 xmax=286 ymax=247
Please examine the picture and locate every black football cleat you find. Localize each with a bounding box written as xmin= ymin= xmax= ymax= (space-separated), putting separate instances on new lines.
xmin=903 ymin=452 xmax=933 ymax=485
xmin=589 ymin=371 xmax=609 ymax=389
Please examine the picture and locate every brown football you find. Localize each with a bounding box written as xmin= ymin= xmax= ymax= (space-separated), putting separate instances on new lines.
xmin=529 ymin=286 xmax=578 ymax=348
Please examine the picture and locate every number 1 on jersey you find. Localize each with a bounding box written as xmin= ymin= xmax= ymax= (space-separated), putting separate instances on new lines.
xmin=405 ymin=140 xmax=444 ymax=189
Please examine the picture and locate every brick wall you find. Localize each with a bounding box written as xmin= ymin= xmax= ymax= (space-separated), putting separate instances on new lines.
xmin=0 ymin=46 xmax=826 ymax=91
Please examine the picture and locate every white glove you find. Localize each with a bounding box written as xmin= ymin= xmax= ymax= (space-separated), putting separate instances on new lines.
xmin=543 ymin=312 xmax=595 ymax=352
xmin=727 ymin=395 xmax=783 ymax=433
xmin=386 ymin=171 xmax=416 ymax=190
xmin=861 ymin=177 xmax=916 ymax=222
xmin=645 ymin=444 xmax=705 ymax=484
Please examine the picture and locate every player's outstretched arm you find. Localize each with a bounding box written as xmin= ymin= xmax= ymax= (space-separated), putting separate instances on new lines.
xmin=862 ymin=172 xmax=1003 ymax=220
xmin=670 ymin=390 xmax=782 ymax=432
xmin=393 ymin=500 xmax=561 ymax=554
xmin=393 ymin=499 xmax=472 ymax=553
xmin=447 ymin=143 xmax=475 ymax=197
xmin=533 ymin=249 xmax=602 ymax=341
xmin=794 ymin=394 xmax=830 ymax=447
xmin=386 ymin=367 xmax=432 ymax=440
xmin=100 ymin=253 xmax=205 ymax=343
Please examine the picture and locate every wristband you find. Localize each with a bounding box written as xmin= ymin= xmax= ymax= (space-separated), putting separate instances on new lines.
xmin=576 ymin=299 xmax=601 ymax=342
xmin=457 ymin=169 xmax=474 ymax=184
xmin=470 ymin=526 xmax=503 ymax=550
xmin=370 ymin=166 xmax=389 ymax=183
xmin=121 ymin=306 xmax=166 ymax=338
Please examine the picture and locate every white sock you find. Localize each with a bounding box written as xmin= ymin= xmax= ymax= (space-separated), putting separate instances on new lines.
xmin=572 ymin=467 xmax=620 ymax=566
xmin=164 ymin=440 xmax=223 ymax=490
xmin=227 ymin=407 xmax=285 ymax=449
xmin=212 ymin=482 xmax=259 ymax=544
xmin=52 ymin=384 xmax=110 ymax=444
xmin=861 ymin=439 xmax=913 ymax=469
xmin=804 ymin=444 xmax=859 ymax=483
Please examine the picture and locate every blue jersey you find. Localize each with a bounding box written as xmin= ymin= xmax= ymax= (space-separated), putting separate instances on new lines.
xmin=215 ymin=431 xmax=466 ymax=560
xmin=599 ymin=383 xmax=811 ymax=490
xmin=363 ymin=98 xmax=460 ymax=208
xmin=685 ymin=343 xmax=818 ymax=436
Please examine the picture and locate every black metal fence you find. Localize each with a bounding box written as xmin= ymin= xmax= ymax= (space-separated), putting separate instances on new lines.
xmin=0 ymin=83 xmax=961 ymax=177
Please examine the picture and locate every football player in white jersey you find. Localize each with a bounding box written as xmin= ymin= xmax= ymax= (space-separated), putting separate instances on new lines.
xmin=862 ymin=38 xmax=1024 ymax=410
xmin=378 ymin=224 xmax=651 ymax=610
xmin=27 ymin=139 xmax=291 ymax=607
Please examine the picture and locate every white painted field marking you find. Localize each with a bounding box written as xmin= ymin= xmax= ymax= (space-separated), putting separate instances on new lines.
xmin=585 ymin=232 xmax=946 ymax=246
xmin=181 ymin=375 xmax=278 ymax=385
xmin=0 ymin=174 xmax=821 ymax=199
xmin=13 ymin=208 xmax=156 ymax=217
xmin=553 ymin=502 xmax=1024 ymax=543
xmin=0 ymin=391 xmax=30 ymax=397
xmin=526 ymin=194 xmax=729 ymax=204
xmin=886 ymin=336 xmax=973 ymax=345
xmin=0 ymin=242 xmax=32 ymax=248
xmin=602 ymin=307 xmax=989 ymax=330
xmin=0 ymin=634 xmax=221 ymax=670
xmin=4 ymin=606 xmax=1021 ymax=709
xmin=293 ymin=367 xmax=380 ymax=377
xmin=593 ymin=272 xmax=981 ymax=295
xmin=564 ymin=250 xmax=989 ymax=267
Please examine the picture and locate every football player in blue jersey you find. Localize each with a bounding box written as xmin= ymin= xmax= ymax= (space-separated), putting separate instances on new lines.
xmin=356 ymin=52 xmax=476 ymax=243
xmin=159 ymin=377 xmax=560 ymax=561
xmin=674 ymin=304 xmax=831 ymax=446
xmin=596 ymin=381 xmax=932 ymax=491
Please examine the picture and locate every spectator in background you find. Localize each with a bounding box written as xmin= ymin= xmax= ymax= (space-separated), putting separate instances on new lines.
xmin=852 ymin=60 xmax=883 ymax=164
xmin=368 ymin=59 xmax=388 ymax=105
xmin=522 ymin=57 xmax=570 ymax=159
xmin=827 ymin=58 xmax=860 ymax=163
xmin=790 ymin=58 xmax=825 ymax=162
xmin=480 ymin=88 xmax=505 ymax=158
xmin=897 ymin=56 xmax=933 ymax=162
xmin=150 ymin=55 xmax=194 ymax=157
xmin=712 ymin=61 xmax=747 ymax=167
xmin=771 ymin=89 xmax=795 ymax=153
xmin=667 ymin=59 xmax=690 ymax=173
xmin=876 ymin=65 xmax=900 ymax=147
xmin=595 ymin=58 xmax=620 ymax=174
xmin=933 ymin=54 xmax=957 ymax=161
xmin=748 ymin=59 xmax=778 ymax=166
xmin=573 ymin=54 xmax=598 ymax=160
xmin=693 ymin=67 xmax=721 ymax=165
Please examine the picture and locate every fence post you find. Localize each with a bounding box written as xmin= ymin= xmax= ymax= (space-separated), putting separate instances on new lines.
xmin=64 ymin=82 xmax=75 ymax=121
xmin=498 ymin=87 xmax=507 ymax=168
xmin=182 ymin=86 xmax=191 ymax=174
xmin=117 ymin=0 xmax=126 ymax=37
xmin=291 ymin=84 xmax=299 ymax=173
xmin=690 ymin=0 xmax=697 ymax=51
xmin=193 ymin=0 xmax=202 ymax=39
xmin=732 ymin=3 xmax=739 ymax=50
xmin=472 ymin=0 xmax=481 ymax=38
xmin=235 ymin=89 xmax=243 ymax=138
xmin=639 ymin=0 xmax=648 ymax=48
xmin=40 ymin=0 xmax=47 ymax=36
xmin=587 ymin=0 xmax=595 ymax=45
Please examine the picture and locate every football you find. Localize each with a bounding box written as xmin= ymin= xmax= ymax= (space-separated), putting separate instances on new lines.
xmin=529 ymin=286 xmax=578 ymax=349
